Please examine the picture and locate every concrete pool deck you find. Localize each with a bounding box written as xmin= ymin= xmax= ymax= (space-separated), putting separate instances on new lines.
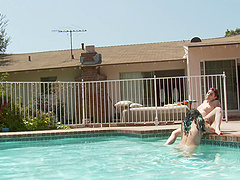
xmin=0 ymin=120 xmax=240 ymax=143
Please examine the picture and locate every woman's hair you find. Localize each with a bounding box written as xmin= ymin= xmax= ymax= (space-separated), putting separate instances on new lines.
xmin=183 ymin=109 xmax=205 ymax=135
xmin=209 ymin=87 xmax=219 ymax=100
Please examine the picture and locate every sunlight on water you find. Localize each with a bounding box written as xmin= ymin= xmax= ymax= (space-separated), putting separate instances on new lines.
xmin=0 ymin=136 xmax=240 ymax=179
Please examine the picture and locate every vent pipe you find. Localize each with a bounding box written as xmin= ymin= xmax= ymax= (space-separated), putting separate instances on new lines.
xmin=190 ymin=37 xmax=202 ymax=43
xmin=81 ymin=43 xmax=84 ymax=50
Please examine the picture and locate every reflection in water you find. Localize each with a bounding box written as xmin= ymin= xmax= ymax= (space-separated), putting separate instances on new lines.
xmin=215 ymin=153 xmax=221 ymax=164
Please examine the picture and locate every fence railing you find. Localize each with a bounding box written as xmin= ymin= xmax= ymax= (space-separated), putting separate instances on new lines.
xmin=0 ymin=73 xmax=228 ymax=126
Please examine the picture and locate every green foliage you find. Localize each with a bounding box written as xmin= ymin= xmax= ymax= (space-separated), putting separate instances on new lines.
xmin=0 ymin=103 xmax=26 ymax=131
xmin=0 ymin=73 xmax=10 ymax=105
xmin=225 ymin=28 xmax=240 ymax=37
xmin=0 ymin=72 xmax=8 ymax=81
xmin=22 ymin=110 xmax=56 ymax=131
xmin=0 ymin=123 xmax=7 ymax=129
xmin=38 ymin=94 xmax=65 ymax=124
xmin=0 ymin=102 xmax=70 ymax=131
xmin=57 ymin=123 xmax=71 ymax=130
xmin=21 ymin=101 xmax=69 ymax=131
xmin=0 ymin=74 xmax=71 ymax=132
xmin=0 ymin=13 xmax=10 ymax=54
xmin=0 ymin=73 xmax=21 ymax=130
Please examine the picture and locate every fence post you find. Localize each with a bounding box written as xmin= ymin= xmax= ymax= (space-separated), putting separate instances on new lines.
xmin=223 ymin=72 xmax=228 ymax=122
xmin=81 ymin=79 xmax=85 ymax=124
xmin=154 ymin=75 xmax=158 ymax=126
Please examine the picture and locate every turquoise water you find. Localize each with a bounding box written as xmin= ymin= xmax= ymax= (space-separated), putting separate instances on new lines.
xmin=0 ymin=136 xmax=240 ymax=179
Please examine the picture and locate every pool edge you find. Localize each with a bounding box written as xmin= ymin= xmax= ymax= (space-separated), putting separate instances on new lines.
xmin=0 ymin=127 xmax=240 ymax=148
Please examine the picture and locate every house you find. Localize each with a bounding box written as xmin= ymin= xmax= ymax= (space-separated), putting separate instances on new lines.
xmin=186 ymin=35 xmax=240 ymax=111
xmin=1 ymin=35 xmax=240 ymax=113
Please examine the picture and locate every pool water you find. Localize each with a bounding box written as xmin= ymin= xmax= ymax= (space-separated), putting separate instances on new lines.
xmin=0 ymin=136 xmax=240 ymax=179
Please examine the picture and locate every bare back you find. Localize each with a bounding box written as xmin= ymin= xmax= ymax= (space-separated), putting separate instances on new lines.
xmin=177 ymin=121 xmax=203 ymax=147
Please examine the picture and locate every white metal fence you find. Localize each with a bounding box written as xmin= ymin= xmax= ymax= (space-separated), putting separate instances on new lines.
xmin=0 ymin=74 xmax=228 ymax=126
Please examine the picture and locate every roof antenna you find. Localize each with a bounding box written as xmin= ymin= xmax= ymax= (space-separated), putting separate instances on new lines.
xmin=52 ymin=28 xmax=87 ymax=59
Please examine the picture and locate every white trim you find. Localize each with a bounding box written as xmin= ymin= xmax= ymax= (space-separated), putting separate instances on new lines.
xmin=185 ymin=46 xmax=191 ymax=100
xmin=200 ymin=57 xmax=240 ymax=62
xmin=235 ymin=59 xmax=240 ymax=111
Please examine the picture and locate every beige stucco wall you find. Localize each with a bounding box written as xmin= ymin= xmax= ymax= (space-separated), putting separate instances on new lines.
xmin=4 ymin=60 xmax=186 ymax=82
xmin=100 ymin=60 xmax=186 ymax=80
xmin=188 ymin=44 xmax=240 ymax=76
xmin=6 ymin=67 xmax=81 ymax=81
xmin=187 ymin=43 xmax=240 ymax=110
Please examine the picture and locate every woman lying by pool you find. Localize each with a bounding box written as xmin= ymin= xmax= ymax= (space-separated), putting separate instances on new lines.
xmin=174 ymin=109 xmax=215 ymax=156
xmin=163 ymin=87 xmax=222 ymax=146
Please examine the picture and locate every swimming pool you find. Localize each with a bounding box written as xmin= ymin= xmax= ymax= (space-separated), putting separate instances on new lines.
xmin=0 ymin=136 xmax=240 ymax=179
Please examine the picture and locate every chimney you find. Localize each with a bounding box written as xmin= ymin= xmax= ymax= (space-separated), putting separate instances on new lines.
xmin=80 ymin=45 xmax=100 ymax=65
xmin=86 ymin=45 xmax=95 ymax=53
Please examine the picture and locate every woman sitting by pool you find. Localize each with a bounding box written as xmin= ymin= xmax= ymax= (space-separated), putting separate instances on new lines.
xmin=163 ymin=87 xmax=222 ymax=146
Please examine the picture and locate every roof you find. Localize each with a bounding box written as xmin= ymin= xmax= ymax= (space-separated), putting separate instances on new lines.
xmin=97 ymin=41 xmax=186 ymax=65
xmin=0 ymin=50 xmax=84 ymax=73
xmin=1 ymin=35 xmax=240 ymax=73
xmin=186 ymin=34 xmax=240 ymax=47
xmin=0 ymin=41 xmax=186 ymax=73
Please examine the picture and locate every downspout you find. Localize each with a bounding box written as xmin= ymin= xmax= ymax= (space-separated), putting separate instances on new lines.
xmin=183 ymin=45 xmax=191 ymax=100
xmin=223 ymin=72 xmax=228 ymax=122
xmin=154 ymin=75 xmax=158 ymax=126
xmin=82 ymin=79 xmax=85 ymax=124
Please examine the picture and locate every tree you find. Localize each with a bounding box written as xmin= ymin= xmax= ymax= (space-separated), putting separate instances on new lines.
xmin=225 ymin=28 xmax=240 ymax=37
xmin=0 ymin=13 xmax=10 ymax=54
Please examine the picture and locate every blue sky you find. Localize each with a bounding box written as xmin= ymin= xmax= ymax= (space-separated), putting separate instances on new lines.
xmin=1 ymin=0 xmax=239 ymax=54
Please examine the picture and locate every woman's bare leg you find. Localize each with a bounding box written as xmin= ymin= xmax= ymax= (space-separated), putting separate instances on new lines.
xmin=205 ymin=107 xmax=222 ymax=135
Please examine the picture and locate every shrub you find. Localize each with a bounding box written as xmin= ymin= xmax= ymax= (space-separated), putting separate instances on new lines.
xmin=57 ymin=123 xmax=71 ymax=130
xmin=22 ymin=108 xmax=57 ymax=131
xmin=0 ymin=103 xmax=26 ymax=131
xmin=0 ymin=73 xmax=70 ymax=131
xmin=37 ymin=94 xmax=65 ymax=124
xmin=0 ymin=102 xmax=70 ymax=132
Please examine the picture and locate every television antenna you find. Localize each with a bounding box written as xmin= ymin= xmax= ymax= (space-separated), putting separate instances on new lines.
xmin=52 ymin=29 xmax=87 ymax=59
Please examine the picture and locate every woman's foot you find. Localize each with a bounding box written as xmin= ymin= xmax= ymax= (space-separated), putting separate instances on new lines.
xmin=215 ymin=130 xmax=223 ymax=135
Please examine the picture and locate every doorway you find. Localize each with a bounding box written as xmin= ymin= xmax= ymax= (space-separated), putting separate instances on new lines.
xmin=202 ymin=60 xmax=238 ymax=110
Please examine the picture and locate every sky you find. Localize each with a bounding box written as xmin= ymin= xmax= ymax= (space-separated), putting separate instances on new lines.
xmin=1 ymin=0 xmax=240 ymax=54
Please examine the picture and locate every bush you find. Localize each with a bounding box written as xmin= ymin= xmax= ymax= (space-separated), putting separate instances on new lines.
xmin=37 ymin=94 xmax=65 ymax=124
xmin=22 ymin=111 xmax=54 ymax=131
xmin=0 ymin=103 xmax=26 ymax=131
xmin=57 ymin=123 xmax=71 ymax=130
xmin=0 ymin=72 xmax=70 ymax=131
xmin=0 ymin=103 xmax=70 ymax=132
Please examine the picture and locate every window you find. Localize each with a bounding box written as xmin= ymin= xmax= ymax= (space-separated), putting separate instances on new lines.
xmin=41 ymin=77 xmax=57 ymax=82
xmin=119 ymin=70 xmax=185 ymax=106
xmin=41 ymin=76 xmax=57 ymax=95
xmin=201 ymin=60 xmax=238 ymax=110
xmin=119 ymin=72 xmax=152 ymax=104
